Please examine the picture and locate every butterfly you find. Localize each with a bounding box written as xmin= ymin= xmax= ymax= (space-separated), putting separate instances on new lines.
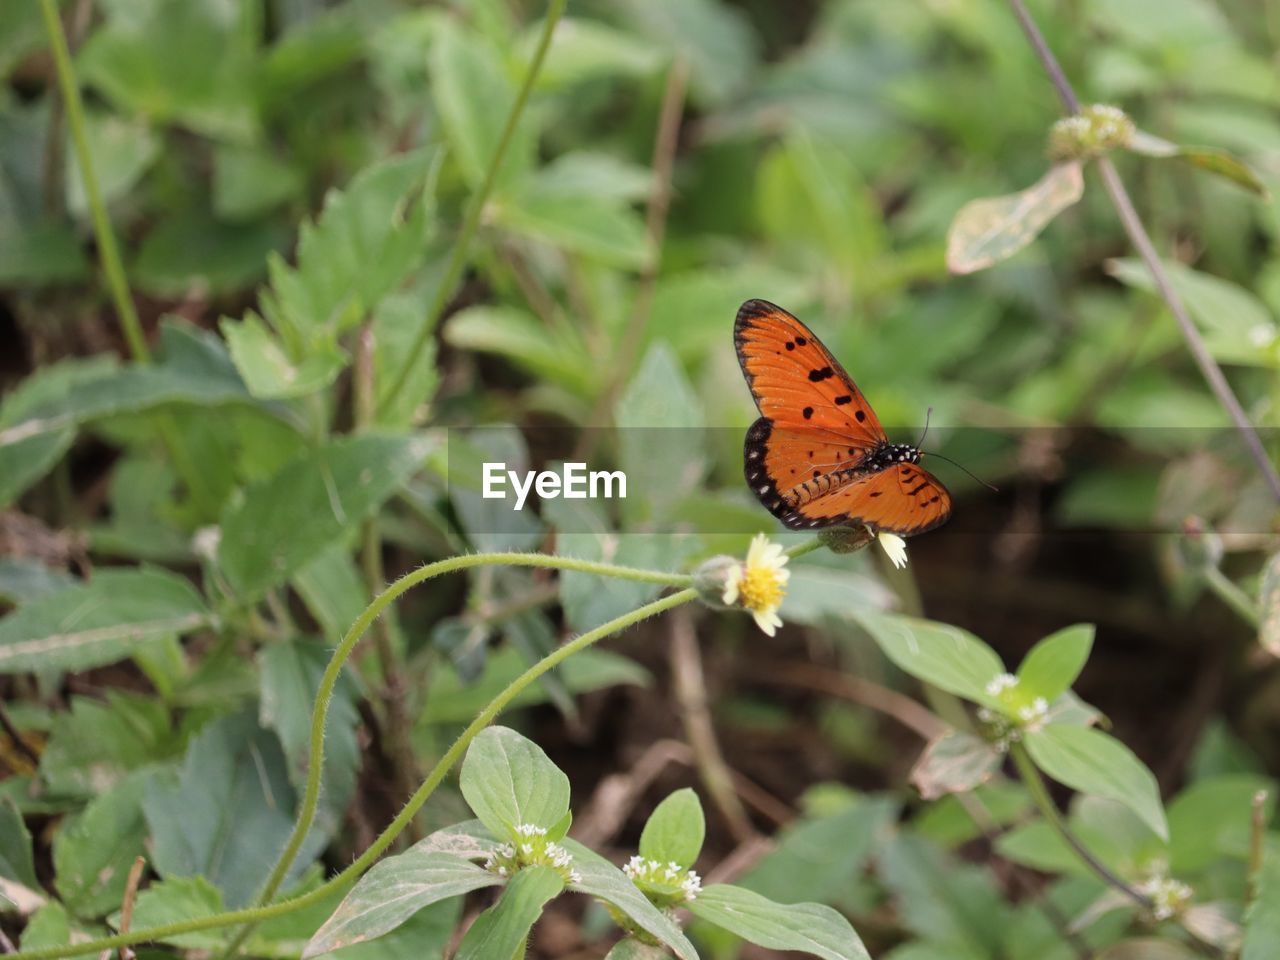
xmin=734 ymin=299 xmax=952 ymax=536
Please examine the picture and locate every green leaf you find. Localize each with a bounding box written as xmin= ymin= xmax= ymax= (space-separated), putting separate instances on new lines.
xmin=64 ymin=111 xmax=158 ymax=217
xmin=1024 ymin=726 xmax=1168 ymax=840
xmin=114 ymin=876 xmax=226 ymax=950
xmin=143 ymin=712 xmax=306 ymax=907
xmin=946 ymin=162 xmax=1084 ymax=275
xmin=1258 ymin=552 xmax=1280 ymax=657
xmin=910 ymin=732 xmax=1003 ymax=801
xmin=1016 ymin=624 xmax=1095 ymax=704
xmin=213 ymin=144 xmax=304 ymax=221
xmin=421 ymin=646 xmax=649 ymax=723
xmin=52 ymin=774 xmax=148 ymax=918
xmin=444 ymin=305 xmax=596 ymax=396
xmin=1243 ymin=839 xmax=1280 ymax=960
xmin=0 ymin=569 xmax=210 ymax=675
xmin=78 ymin=0 xmax=258 ymax=140
xmin=259 ymin=638 xmax=361 ymax=852
xmin=561 ymin=840 xmax=698 ymax=960
xmin=1167 ymin=775 xmax=1275 ymax=873
xmin=372 ymin=289 xmax=444 ymax=428
xmin=639 ymin=789 xmax=705 ymax=868
xmin=217 ymin=433 xmax=430 ymax=601
xmin=1098 ymin=940 xmax=1199 ymax=960
xmin=739 ymin=793 xmax=897 ymax=907
xmin=494 ymin=192 xmax=650 ymax=269
xmin=1127 ymin=130 xmax=1268 ymax=197
xmin=688 ymin=884 xmax=870 ymax=960
xmin=0 ymin=798 xmax=41 ymax=914
xmin=429 ymin=19 xmax=535 ymax=191
xmin=39 ymin=692 xmax=175 ymax=795
xmin=222 ymin=312 xmax=348 ymax=399
xmin=304 ymin=900 xmax=459 ymax=960
xmin=615 ymin=343 xmax=706 ymax=527
xmin=857 ymin=613 xmax=1006 ymax=706
xmin=292 ymin=545 xmax=368 ymax=642
xmin=616 ymin=0 xmax=757 ymax=107
xmin=0 ymin=321 xmax=278 ymax=464
xmin=1106 ymin=257 xmax=1279 ymax=367
xmin=453 ymin=865 xmax=563 ymax=960
xmin=605 ymin=941 xmax=673 ymax=960
xmin=520 ymin=20 xmax=662 ymax=90
xmin=304 ymin=852 xmax=501 ymax=958
xmin=133 ymin=212 xmax=286 ymax=298
xmin=459 ymin=726 xmax=571 ymax=840
xmin=18 ymin=901 xmax=104 ymax=950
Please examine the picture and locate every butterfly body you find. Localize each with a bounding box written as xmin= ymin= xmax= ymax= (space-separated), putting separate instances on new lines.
xmin=735 ymin=299 xmax=952 ymax=536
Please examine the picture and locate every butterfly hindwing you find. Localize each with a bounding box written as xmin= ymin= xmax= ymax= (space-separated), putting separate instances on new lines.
xmin=735 ymin=299 xmax=886 ymax=442
xmin=781 ymin=463 xmax=953 ymax=536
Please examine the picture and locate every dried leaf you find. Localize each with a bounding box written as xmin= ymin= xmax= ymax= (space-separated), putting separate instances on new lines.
xmin=910 ymin=731 xmax=1003 ymax=800
xmin=946 ymin=162 xmax=1084 ymax=275
xmin=1128 ymin=130 xmax=1268 ymax=198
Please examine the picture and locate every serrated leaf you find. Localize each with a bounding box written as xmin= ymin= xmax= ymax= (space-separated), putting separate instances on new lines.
xmin=304 ymin=851 xmax=500 ymax=958
xmin=221 ymin=313 xmax=347 ymax=399
xmin=113 ymin=876 xmax=226 ymax=950
xmin=52 ymin=774 xmax=148 ymax=918
xmin=639 ymin=789 xmax=705 ymax=868
xmin=561 ymin=840 xmax=698 ymax=960
xmin=444 ymin=305 xmax=596 ymax=395
xmin=605 ymin=941 xmax=673 ymax=960
xmin=0 ymin=569 xmax=210 ymax=675
xmin=459 ymin=726 xmax=571 ymax=840
xmin=1025 ymin=726 xmax=1168 ymax=840
xmin=40 ymin=692 xmax=175 ymax=796
xmin=857 ymin=613 xmax=1005 ymax=706
xmin=946 ymin=162 xmax=1084 ymax=275
xmin=217 ymin=433 xmax=429 ymax=601
xmin=453 ymin=865 xmax=562 ymax=960
xmin=1127 ymin=130 xmax=1268 ymax=197
xmin=143 ymin=712 xmax=305 ymax=907
xmin=688 ymin=884 xmax=870 ymax=960
xmin=494 ymin=192 xmax=650 ymax=269
xmin=910 ymin=732 xmax=1003 ymax=800
xmin=1016 ymin=624 xmax=1094 ymax=704
xmin=0 ymin=798 xmax=41 ymax=914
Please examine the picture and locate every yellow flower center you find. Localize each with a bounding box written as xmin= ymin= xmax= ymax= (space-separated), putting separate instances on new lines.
xmin=739 ymin=564 xmax=785 ymax=612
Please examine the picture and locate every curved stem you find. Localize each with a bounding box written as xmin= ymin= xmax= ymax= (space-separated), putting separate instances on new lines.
xmin=10 ymin=585 xmax=698 ymax=960
xmin=379 ymin=0 xmax=567 ymax=412
xmin=1006 ymin=0 xmax=1280 ymax=504
xmin=1010 ymin=743 xmax=1152 ymax=909
xmin=256 ymin=553 xmax=689 ymax=906
xmin=1203 ymin=566 xmax=1260 ymax=628
xmin=38 ymin=0 xmax=149 ymax=364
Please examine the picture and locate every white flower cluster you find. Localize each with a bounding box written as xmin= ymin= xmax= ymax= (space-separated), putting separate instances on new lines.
xmin=483 ymin=823 xmax=581 ymax=885
xmin=623 ymin=855 xmax=702 ymax=902
xmin=985 ymin=673 xmax=1018 ymax=696
xmin=981 ymin=674 xmax=1049 ymax=737
xmin=976 ymin=706 xmax=1020 ymax=753
xmin=1139 ymin=869 xmax=1194 ymax=921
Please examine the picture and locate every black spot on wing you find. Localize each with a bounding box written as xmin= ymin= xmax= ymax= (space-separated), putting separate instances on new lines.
xmin=802 ymin=406 xmax=813 ymax=420
xmin=808 ymin=366 xmax=834 ymax=382
xmin=855 ymin=410 xmax=866 ymax=422
xmin=834 ymin=395 xmax=852 ymax=405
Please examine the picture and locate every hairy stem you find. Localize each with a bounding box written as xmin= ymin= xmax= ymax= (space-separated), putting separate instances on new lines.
xmin=10 ymin=582 xmax=697 ymax=960
xmin=1006 ymin=0 xmax=1280 ymax=503
xmin=379 ymin=0 xmax=567 ymax=412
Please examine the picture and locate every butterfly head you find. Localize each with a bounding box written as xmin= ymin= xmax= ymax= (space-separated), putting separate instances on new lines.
xmin=866 ymin=443 xmax=921 ymax=471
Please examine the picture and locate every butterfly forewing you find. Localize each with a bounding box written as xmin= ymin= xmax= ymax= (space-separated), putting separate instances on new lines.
xmin=735 ymin=299 xmax=886 ymax=442
xmin=735 ymin=298 xmax=953 ymax=537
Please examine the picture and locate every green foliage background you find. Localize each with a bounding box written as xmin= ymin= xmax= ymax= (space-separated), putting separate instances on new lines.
xmin=1 ymin=0 xmax=1279 ymax=958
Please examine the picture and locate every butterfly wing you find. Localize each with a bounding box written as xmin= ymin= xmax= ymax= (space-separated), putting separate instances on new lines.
xmin=735 ymin=298 xmax=886 ymax=441
xmin=782 ymin=462 xmax=953 ymax=536
xmin=737 ymin=299 xmax=890 ymax=518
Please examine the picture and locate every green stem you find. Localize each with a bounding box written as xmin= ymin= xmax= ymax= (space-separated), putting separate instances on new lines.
xmin=223 ymin=552 xmax=690 ymax=954
xmin=10 ymin=583 xmax=697 ymax=960
xmin=785 ymin=537 xmax=824 ymax=560
xmin=1010 ymin=743 xmax=1152 ymax=909
xmin=38 ymin=0 xmax=150 ymax=364
xmin=1203 ymin=566 xmax=1260 ymax=628
xmin=378 ymin=0 xmax=567 ymax=413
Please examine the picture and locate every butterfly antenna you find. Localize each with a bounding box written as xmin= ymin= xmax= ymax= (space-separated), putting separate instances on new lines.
xmin=915 ymin=407 xmax=932 ymax=450
xmin=922 ymin=451 xmax=1000 ymax=493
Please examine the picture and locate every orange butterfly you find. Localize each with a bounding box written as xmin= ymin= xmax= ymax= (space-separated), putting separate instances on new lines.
xmin=735 ymin=299 xmax=952 ymax=536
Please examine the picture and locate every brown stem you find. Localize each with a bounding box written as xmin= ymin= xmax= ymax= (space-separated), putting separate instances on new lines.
xmin=0 ymin=701 xmax=41 ymax=770
xmin=669 ymin=608 xmax=756 ymax=843
xmin=1007 ymin=0 xmax=1280 ymax=503
xmin=118 ymin=855 xmax=146 ymax=960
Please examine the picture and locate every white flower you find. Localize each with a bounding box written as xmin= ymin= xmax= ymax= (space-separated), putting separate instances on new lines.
xmin=986 ymin=673 xmax=1019 ymax=696
xmin=876 ymin=531 xmax=908 ymax=569
xmin=723 ymin=534 xmax=790 ymax=636
xmin=1018 ymin=697 xmax=1049 ymax=731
